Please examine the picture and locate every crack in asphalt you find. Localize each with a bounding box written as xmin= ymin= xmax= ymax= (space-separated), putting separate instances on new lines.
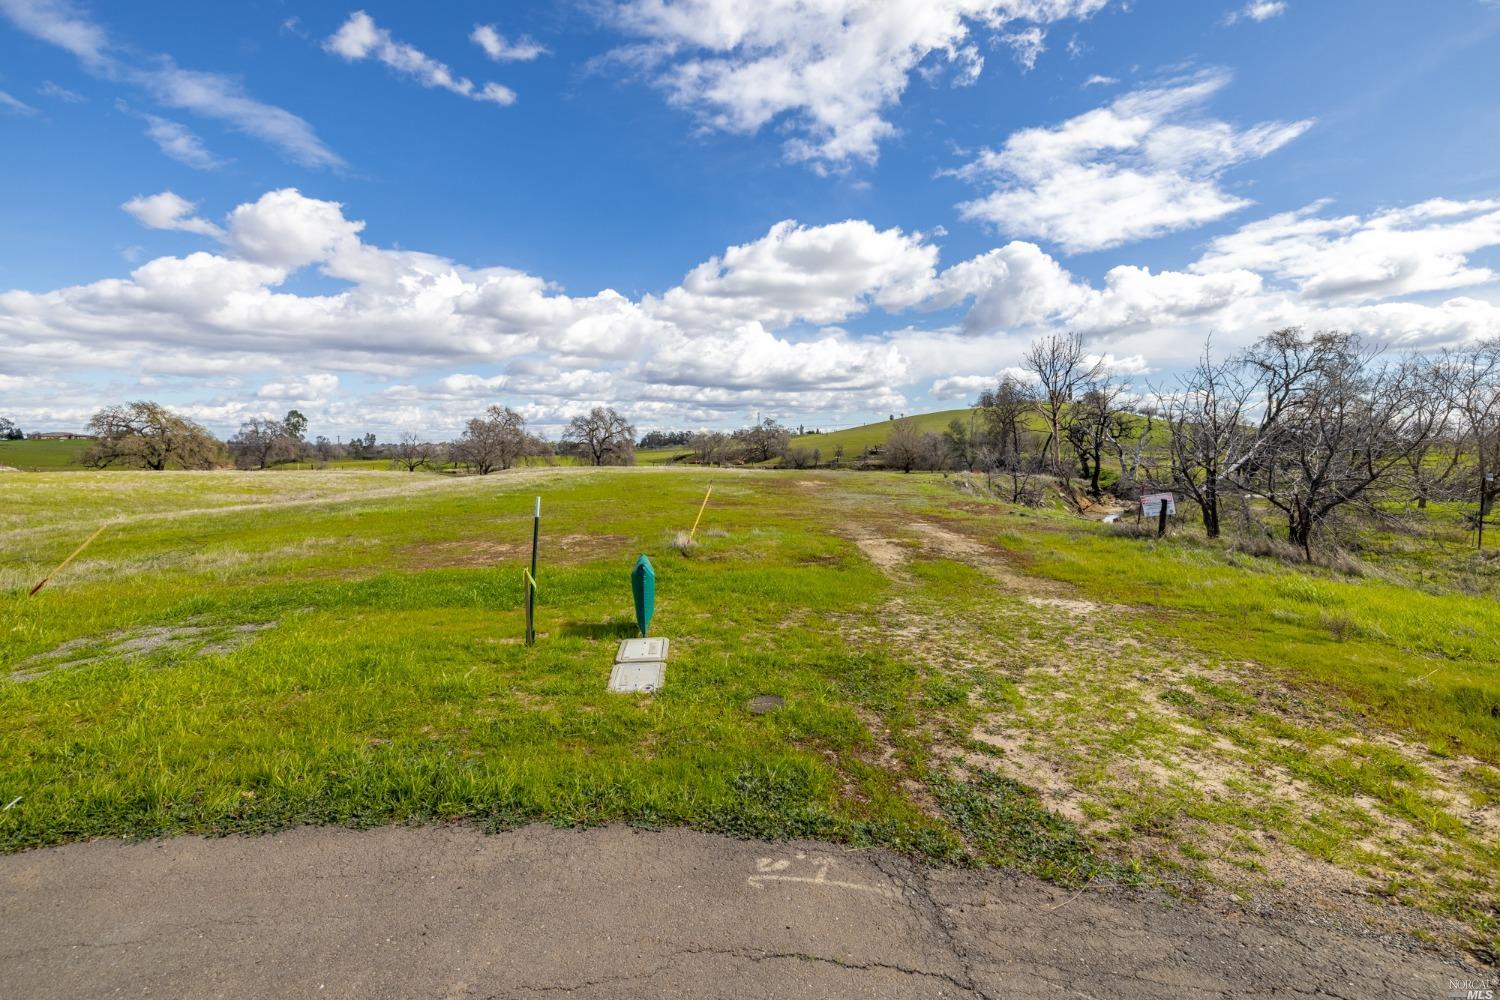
xmin=509 ymin=944 xmax=983 ymax=997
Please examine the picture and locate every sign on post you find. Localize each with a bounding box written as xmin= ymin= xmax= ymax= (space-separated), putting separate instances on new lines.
xmin=1140 ymin=492 xmax=1176 ymax=518
xmin=1141 ymin=491 xmax=1174 ymax=538
xmin=631 ymin=554 xmax=655 ymax=638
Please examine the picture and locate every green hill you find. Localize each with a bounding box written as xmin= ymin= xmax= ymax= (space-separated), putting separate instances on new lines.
xmin=788 ymin=408 xmax=980 ymax=457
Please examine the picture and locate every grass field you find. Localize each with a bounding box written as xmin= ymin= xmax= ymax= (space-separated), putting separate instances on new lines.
xmin=1 ymin=467 xmax=1495 ymax=954
xmin=0 ymin=438 xmax=89 ymax=470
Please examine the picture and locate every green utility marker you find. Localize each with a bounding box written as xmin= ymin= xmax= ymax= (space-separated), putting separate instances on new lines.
xmin=631 ymin=554 xmax=655 ymax=638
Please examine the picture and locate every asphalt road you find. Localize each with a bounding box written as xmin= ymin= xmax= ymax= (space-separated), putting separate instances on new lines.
xmin=0 ymin=824 xmax=1484 ymax=999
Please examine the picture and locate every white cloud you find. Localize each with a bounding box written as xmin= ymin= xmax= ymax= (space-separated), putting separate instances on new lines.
xmin=645 ymin=219 xmax=939 ymax=329
xmin=38 ymin=80 xmax=86 ymax=102
xmin=470 ymin=24 xmax=548 ymax=62
xmin=0 ymin=89 xmax=38 ymax=114
xmin=137 ymin=113 xmax=226 ymax=169
xmin=0 ymin=0 xmax=108 ymax=64
xmin=1192 ymin=198 xmax=1500 ymax=301
xmin=1225 ymin=1 xmax=1287 ymax=25
xmin=1002 ymin=27 xmax=1046 ymax=72
xmin=929 ymin=373 xmax=996 ymax=399
xmin=922 ymin=240 xmax=1091 ymax=332
xmin=951 ymin=70 xmax=1312 ymax=252
xmin=1082 ymin=73 xmax=1116 ymax=87
xmin=225 ymin=189 xmax=365 ymax=268
xmin=256 ymin=373 xmax=339 ymax=401
xmin=5 ymin=187 xmax=1500 ymax=435
xmin=143 ymin=65 xmax=344 ymax=167
xmin=0 ymin=0 xmax=342 ymax=168
xmin=122 ymin=191 xmax=225 ymax=238
xmin=609 ymin=0 xmax=1112 ymax=168
xmin=326 ymin=11 xmax=518 ymax=106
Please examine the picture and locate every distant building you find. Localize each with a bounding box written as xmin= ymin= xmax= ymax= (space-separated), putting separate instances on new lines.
xmin=27 ymin=432 xmax=94 ymax=440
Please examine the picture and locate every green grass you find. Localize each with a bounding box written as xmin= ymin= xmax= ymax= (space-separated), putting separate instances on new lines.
xmin=988 ymin=523 xmax=1500 ymax=763
xmin=2 ymin=466 xmax=1495 ymax=951
xmin=0 ymin=438 xmax=89 ymax=469
xmin=0 ymin=470 xmax=956 ymax=857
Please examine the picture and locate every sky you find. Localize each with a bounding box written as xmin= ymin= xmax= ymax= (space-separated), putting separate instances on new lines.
xmin=2 ymin=0 xmax=1499 ymax=440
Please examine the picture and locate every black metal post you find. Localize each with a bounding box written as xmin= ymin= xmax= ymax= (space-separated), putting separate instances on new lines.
xmin=526 ymin=496 xmax=539 ymax=645
xmin=1157 ymin=501 xmax=1168 ymax=538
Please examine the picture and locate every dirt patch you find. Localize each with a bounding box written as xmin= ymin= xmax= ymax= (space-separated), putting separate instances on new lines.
xmin=10 ymin=619 xmax=279 ymax=682
xmin=969 ymin=726 xmax=1088 ymax=823
xmin=908 ymin=521 xmax=988 ymax=557
xmin=1025 ymin=595 xmax=1103 ymax=615
xmin=842 ymin=526 xmax=907 ymax=571
xmin=403 ymin=533 xmax=629 ymax=569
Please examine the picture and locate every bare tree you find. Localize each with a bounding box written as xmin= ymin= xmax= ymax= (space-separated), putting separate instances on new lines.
xmin=781 ymin=446 xmax=815 ymax=469
xmin=689 ymin=430 xmax=732 ymax=465
xmin=564 ymin=406 xmax=636 ymax=466
xmin=228 ymin=418 xmax=298 ymax=470
xmin=453 ymin=406 xmax=538 ymax=474
xmin=1227 ymin=330 xmax=1442 ymax=559
xmin=392 ymin=432 xmax=435 ymax=472
xmin=943 ymin=416 xmax=975 ymax=470
xmin=1065 ymin=376 xmax=1127 ymax=498
xmin=313 ymin=435 xmax=338 ymax=464
xmin=85 ymin=401 xmax=224 ymax=470
xmin=917 ymin=432 xmax=949 ymax=471
xmin=1158 ymin=345 xmax=1254 ymax=538
xmin=883 ymin=418 xmax=923 ymax=472
xmin=976 ymin=374 xmax=1034 ymax=461
xmin=1023 ymin=332 xmax=1102 ymax=474
xmin=1446 ymin=337 xmax=1500 ymax=542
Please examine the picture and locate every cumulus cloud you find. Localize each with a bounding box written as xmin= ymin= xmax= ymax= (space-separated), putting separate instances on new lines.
xmin=326 ymin=11 xmax=518 ymax=106
xmin=470 ymin=24 xmax=548 ymax=62
xmin=225 ymin=189 xmax=365 ymax=268
xmin=0 ymin=0 xmax=343 ymax=168
xmin=609 ymin=0 xmax=1112 ymax=168
xmin=951 ymin=70 xmax=1312 ymax=252
xmin=5 ymin=186 xmax=1500 ymax=435
xmin=645 ymin=219 xmax=940 ymax=330
xmin=122 ymin=191 xmax=225 ymax=237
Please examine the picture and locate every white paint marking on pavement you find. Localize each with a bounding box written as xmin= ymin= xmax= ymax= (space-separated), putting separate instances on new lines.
xmin=747 ymin=855 xmax=898 ymax=897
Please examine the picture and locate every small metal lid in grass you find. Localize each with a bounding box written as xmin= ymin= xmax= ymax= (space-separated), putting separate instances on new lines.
xmin=747 ymin=694 xmax=784 ymax=715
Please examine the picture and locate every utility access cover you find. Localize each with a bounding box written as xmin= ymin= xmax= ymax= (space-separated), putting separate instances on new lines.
xmin=608 ymin=660 xmax=664 ymax=694
xmin=616 ymin=638 xmax=669 ymax=662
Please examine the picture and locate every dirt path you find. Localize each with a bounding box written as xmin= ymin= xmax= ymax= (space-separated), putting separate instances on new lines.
xmin=0 ymin=824 xmax=1481 ymax=999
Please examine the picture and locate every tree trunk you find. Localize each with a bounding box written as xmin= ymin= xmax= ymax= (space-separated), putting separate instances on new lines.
xmin=1201 ymin=481 xmax=1220 ymax=539
xmin=1289 ymin=496 xmax=1314 ymax=560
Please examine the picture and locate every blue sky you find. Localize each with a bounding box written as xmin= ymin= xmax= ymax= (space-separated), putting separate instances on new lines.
xmin=2 ymin=0 xmax=1499 ymax=438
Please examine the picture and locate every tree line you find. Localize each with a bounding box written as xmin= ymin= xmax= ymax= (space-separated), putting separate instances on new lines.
xmin=66 ymin=403 xmax=642 ymax=473
xmin=965 ymin=329 xmax=1500 ymax=557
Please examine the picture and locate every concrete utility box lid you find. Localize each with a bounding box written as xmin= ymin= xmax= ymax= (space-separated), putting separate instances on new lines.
xmin=608 ymin=660 xmax=664 ymax=694
xmin=616 ymin=637 xmax=669 ymax=662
